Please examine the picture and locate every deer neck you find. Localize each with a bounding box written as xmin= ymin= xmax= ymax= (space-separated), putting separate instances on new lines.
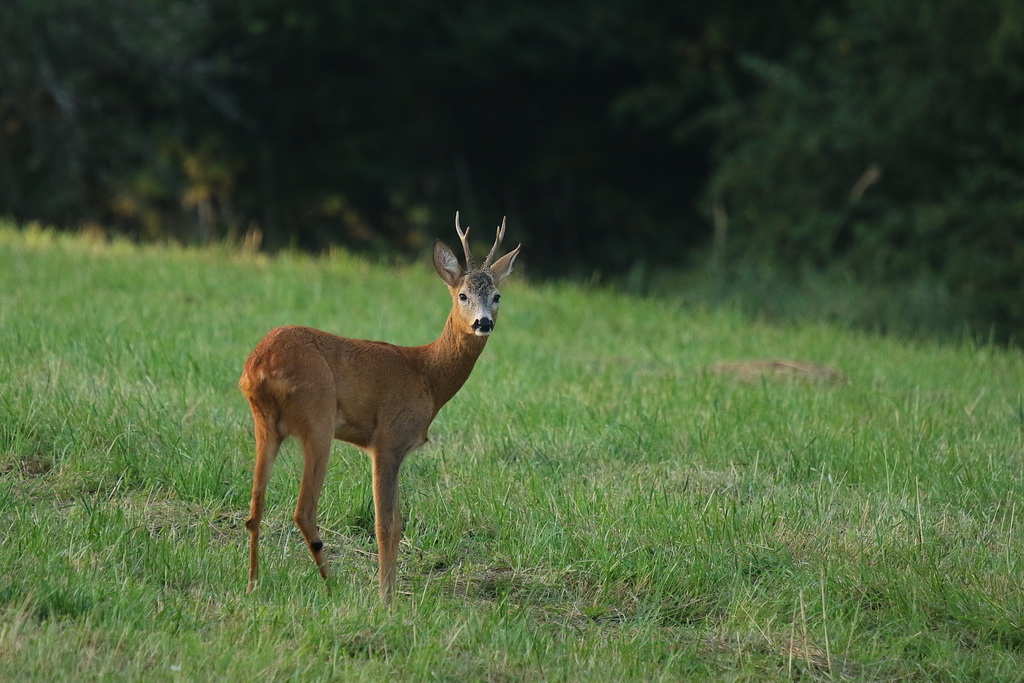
xmin=420 ymin=312 xmax=489 ymax=411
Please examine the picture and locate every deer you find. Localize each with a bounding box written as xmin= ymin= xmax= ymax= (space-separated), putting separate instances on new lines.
xmin=239 ymin=213 xmax=521 ymax=601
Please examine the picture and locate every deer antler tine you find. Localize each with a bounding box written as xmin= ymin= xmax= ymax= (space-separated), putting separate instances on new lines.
xmin=482 ymin=216 xmax=506 ymax=268
xmin=455 ymin=211 xmax=473 ymax=269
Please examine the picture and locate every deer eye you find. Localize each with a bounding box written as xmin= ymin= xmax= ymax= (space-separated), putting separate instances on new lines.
xmin=493 ymin=294 xmax=501 ymax=303
xmin=459 ymin=292 xmax=468 ymax=301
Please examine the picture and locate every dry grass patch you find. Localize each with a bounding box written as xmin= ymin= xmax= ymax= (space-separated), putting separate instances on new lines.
xmin=708 ymin=359 xmax=848 ymax=385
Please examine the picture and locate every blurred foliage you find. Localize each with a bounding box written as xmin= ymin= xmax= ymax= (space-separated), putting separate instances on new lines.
xmin=0 ymin=0 xmax=831 ymax=261
xmin=1 ymin=0 xmax=1022 ymax=338
xmin=708 ymin=0 xmax=1024 ymax=340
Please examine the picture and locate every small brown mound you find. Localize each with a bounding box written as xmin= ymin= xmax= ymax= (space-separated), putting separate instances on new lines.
xmin=1 ymin=454 xmax=55 ymax=477
xmin=707 ymin=359 xmax=848 ymax=385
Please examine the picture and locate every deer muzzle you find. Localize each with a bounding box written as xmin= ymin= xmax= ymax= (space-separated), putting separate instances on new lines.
xmin=472 ymin=317 xmax=494 ymax=335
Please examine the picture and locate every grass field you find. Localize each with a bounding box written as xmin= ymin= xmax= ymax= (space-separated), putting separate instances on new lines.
xmin=1 ymin=225 xmax=1023 ymax=680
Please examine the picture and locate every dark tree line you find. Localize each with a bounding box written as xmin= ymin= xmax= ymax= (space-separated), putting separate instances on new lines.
xmin=2 ymin=0 xmax=1023 ymax=336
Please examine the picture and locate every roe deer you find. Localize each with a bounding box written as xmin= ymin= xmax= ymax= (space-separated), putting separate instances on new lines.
xmin=240 ymin=213 xmax=521 ymax=600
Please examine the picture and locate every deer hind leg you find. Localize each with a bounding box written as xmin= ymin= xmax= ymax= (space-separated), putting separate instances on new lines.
xmin=294 ymin=429 xmax=334 ymax=582
xmin=371 ymin=447 xmax=406 ymax=601
xmin=246 ymin=418 xmax=282 ymax=593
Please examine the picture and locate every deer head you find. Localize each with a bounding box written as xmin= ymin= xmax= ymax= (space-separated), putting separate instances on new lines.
xmin=433 ymin=212 xmax=521 ymax=336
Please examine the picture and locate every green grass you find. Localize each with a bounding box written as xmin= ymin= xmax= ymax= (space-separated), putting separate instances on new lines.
xmin=1 ymin=224 xmax=1023 ymax=680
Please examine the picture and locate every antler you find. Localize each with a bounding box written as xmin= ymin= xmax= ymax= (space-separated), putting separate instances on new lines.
xmin=454 ymin=211 xmax=474 ymax=270
xmin=482 ymin=216 xmax=506 ymax=268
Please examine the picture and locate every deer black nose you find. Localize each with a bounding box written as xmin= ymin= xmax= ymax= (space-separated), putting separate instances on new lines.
xmin=473 ymin=317 xmax=494 ymax=333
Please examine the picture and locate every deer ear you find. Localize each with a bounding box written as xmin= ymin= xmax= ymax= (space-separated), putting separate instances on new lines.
xmin=488 ymin=244 xmax=521 ymax=285
xmin=433 ymin=240 xmax=463 ymax=286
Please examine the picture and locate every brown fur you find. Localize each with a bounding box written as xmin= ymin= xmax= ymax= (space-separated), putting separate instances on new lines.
xmin=240 ymin=218 xmax=520 ymax=600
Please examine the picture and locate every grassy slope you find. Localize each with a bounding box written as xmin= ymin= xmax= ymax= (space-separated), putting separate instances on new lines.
xmin=1 ymin=226 xmax=1022 ymax=680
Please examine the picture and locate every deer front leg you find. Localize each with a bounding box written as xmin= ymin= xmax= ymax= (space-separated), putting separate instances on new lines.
xmin=371 ymin=448 xmax=405 ymax=601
